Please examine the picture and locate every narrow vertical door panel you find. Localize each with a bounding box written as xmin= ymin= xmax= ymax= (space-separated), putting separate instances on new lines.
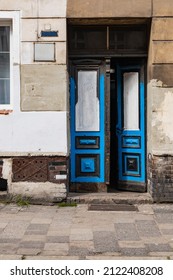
xmin=70 ymin=62 xmax=105 ymax=183
xmin=116 ymin=64 xmax=145 ymax=184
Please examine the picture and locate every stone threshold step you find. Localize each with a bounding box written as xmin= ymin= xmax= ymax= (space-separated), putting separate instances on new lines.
xmin=67 ymin=192 xmax=153 ymax=204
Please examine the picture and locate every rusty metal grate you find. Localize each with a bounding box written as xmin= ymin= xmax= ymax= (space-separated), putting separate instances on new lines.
xmin=12 ymin=157 xmax=48 ymax=182
xmin=88 ymin=204 xmax=138 ymax=211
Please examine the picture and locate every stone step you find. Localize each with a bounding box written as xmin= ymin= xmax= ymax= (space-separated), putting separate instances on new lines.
xmin=67 ymin=191 xmax=153 ymax=205
xmin=0 ymin=191 xmax=153 ymax=205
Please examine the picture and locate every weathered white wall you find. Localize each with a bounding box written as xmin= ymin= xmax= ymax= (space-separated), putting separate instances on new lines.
xmin=0 ymin=1 xmax=68 ymax=156
xmin=148 ymin=81 xmax=173 ymax=155
xmin=9 ymin=182 xmax=67 ymax=202
xmin=0 ymin=112 xmax=67 ymax=155
xmin=0 ymin=0 xmax=67 ymax=18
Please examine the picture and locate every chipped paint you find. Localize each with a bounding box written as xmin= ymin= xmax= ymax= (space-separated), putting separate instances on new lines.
xmin=157 ymin=91 xmax=173 ymax=141
xmin=151 ymin=86 xmax=173 ymax=153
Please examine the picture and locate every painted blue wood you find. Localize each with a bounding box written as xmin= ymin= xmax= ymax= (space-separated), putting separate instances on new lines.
xmin=116 ymin=65 xmax=145 ymax=183
xmin=70 ymin=72 xmax=105 ymax=183
xmin=79 ymin=139 xmax=96 ymax=145
xmin=81 ymin=158 xmax=95 ymax=173
xmin=123 ymin=137 xmax=140 ymax=148
xmin=123 ymin=154 xmax=140 ymax=176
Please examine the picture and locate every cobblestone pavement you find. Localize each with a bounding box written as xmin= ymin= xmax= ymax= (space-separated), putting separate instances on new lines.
xmin=0 ymin=203 xmax=173 ymax=260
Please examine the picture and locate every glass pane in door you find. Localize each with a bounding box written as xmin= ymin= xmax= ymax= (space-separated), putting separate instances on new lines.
xmin=123 ymin=72 xmax=139 ymax=130
xmin=75 ymin=70 xmax=99 ymax=131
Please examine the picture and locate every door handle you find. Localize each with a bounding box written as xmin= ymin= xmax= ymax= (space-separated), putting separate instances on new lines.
xmin=116 ymin=127 xmax=123 ymax=135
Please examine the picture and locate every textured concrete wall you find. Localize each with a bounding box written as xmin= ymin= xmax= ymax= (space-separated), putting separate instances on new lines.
xmin=153 ymin=0 xmax=173 ymax=16
xmin=147 ymin=1 xmax=173 ymax=201
xmin=21 ymin=65 xmax=67 ymax=111
xmin=10 ymin=182 xmax=66 ymax=203
xmin=148 ymin=15 xmax=173 ymax=155
xmin=150 ymin=84 xmax=173 ymax=153
xmin=20 ymin=1 xmax=67 ymax=111
xmin=0 ymin=0 xmax=67 ymax=18
xmin=67 ymin=0 xmax=152 ymax=18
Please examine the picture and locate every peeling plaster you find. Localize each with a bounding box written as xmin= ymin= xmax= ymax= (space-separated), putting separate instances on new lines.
xmin=155 ymin=91 xmax=173 ymax=142
xmin=151 ymin=79 xmax=165 ymax=87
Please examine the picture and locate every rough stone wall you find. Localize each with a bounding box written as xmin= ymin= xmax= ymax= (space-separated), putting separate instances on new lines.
xmin=148 ymin=155 xmax=173 ymax=202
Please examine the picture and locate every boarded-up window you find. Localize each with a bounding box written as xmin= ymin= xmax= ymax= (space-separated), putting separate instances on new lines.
xmin=69 ymin=26 xmax=107 ymax=51
xmin=68 ymin=25 xmax=148 ymax=55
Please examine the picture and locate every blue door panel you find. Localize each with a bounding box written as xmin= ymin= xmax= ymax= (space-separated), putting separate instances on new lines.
xmin=70 ymin=69 xmax=105 ymax=183
xmin=116 ymin=65 xmax=145 ymax=183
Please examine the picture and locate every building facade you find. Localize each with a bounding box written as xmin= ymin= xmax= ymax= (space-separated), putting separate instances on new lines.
xmin=0 ymin=0 xmax=173 ymax=202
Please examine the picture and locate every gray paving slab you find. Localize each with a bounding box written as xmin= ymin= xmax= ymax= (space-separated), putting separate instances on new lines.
xmin=47 ymin=230 xmax=71 ymax=236
xmin=154 ymin=213 xmax=173 ymax=223
xmin=0 ymin=238 xmax=21 ymax=243
xmin=24 ymin=230 xmax=48 ymax=235
xmin=30 ymin=218 xmax=52 ymax=224
xmin=70 ymin=229 xmax=93 ymax=241
xmin=153 ymin=205 xmax=173 ymax=213
xmin=17 ymin=248 xmax=41 ymax=256
xmin=0 ymin=202 xmax=173 ymax=259
xmin=0 ymin=254 xmax=22 ymax=260
xmin=118 ymin=241 xmax=145 ymax=248
xmin=160 ymin=228 xmax=173 ymax=235
xmin=115 ymin=223 xmax=140 ymax=241
xmin=46 ymin=236 xmax=69 ymax=243
xmin=145 ymin=243 xmax=173 ymax=252
xmin=0 ymin=223 xmax=8 ymax=229
xmin=120 ymin=247 xmax=149 ymax=256
xmin=93 ymin=231 xmax=119 ymax=253
xmin=27 ymin=224 xmax=50 ymax=231
xmin=0 ymin=221 xmax=29 ymax=238
xmin=19 ymin=241 xmax=45 ymax=249
xmin=22 ymin=235 xmax=46 ymax=242
xmin=69 ymin=246 xmax=91 ymax=257
xmin=69 ymin=241 xmax=94 ymax=257
xmin=24 ymin=224 xmax=49 ymax=235
xmin=136 ymin=220 xmax=161 ymax=237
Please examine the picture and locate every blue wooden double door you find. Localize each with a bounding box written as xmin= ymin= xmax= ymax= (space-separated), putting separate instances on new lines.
xmin=70 ymin=59 xmax=146 ymax=191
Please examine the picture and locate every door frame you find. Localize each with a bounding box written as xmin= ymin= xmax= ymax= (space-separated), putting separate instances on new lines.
xmin=68 ymin=58 xmax=147 ymax=192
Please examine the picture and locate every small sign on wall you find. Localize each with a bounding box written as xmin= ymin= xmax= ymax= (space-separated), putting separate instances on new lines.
xmin=34 ymin=43 xmax=55 ymax=62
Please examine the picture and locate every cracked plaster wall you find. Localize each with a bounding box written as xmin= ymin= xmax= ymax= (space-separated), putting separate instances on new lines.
xmin=150 ymin=82 xmax=173 ymax=154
